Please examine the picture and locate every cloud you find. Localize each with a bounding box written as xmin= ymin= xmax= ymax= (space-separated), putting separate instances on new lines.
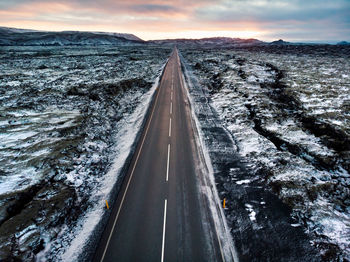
xmin=129 ymin=4 xmax=180 ymax=13
xmin=195 ymin=0 xmax=350 ymax=23
xmin=192 ymin=0 xmax=350 ymax=41
xmin=0 ymin=0 xmax=349 ymax=41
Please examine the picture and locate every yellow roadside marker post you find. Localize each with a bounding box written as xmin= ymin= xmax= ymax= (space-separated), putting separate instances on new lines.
xmin=105 ymin=200 xmax=109 ymax=209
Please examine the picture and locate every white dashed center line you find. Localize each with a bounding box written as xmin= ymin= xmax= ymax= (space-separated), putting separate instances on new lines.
xmin=169 ymin=118 xmax=172 ymax=137
xmin=161 ymin=199 xmax=167 ymax=262
xmin=166 ymin=144 xmax=170 ymax=181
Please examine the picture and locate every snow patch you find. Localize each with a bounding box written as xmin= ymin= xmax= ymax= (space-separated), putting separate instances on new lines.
xmin=236 ymin=179 xmax=251 ymax=185
xmin=60 ymin=61 xmax=165 ymax=262
xmin=245 ymin=204 xmax=257 ymax=222
xmin=180 ymin=52 xmax=239 ymax=262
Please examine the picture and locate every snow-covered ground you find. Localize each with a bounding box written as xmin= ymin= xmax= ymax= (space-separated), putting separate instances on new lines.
xmin=0 ymin=45 xmax=170 ymax=261
xmin=180 ymin=45 xmax=350 ymax=261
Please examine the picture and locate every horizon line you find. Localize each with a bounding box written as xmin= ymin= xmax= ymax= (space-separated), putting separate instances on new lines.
xmin=1 ymin=25 xmax=348 ymax=44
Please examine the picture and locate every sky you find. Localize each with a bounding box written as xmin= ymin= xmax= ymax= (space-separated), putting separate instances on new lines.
xmin=0 ymin=0 xmax=349 ymax=42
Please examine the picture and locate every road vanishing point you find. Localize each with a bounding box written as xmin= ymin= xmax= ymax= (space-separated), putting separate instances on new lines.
xmin=93 ymin=48 xmax=232 ymax=262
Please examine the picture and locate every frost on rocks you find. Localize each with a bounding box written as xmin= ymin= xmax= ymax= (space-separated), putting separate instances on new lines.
xmin=0 ymin=45 xmax=170 ymax=261
xmin=180 ymin=44 xmax=350 ymax=261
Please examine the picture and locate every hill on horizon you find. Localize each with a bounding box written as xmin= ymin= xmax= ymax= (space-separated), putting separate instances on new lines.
xmin=0 ymin=26 xmax=143 ymax=46
xmin=0 ymin=26 xmax=348 ymax=46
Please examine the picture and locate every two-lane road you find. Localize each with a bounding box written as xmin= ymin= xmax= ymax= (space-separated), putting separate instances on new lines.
xmin=93 ymin=48 xmax=227 ymax=262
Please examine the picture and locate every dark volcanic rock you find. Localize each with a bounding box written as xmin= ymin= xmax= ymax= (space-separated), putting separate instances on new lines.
xmin=0 ymin=183 xmax=78 ymax=261
xmin=180 ymin=53 xmax=321 ymax=261
xmin=0 ymin=45 xmax=170 ymax=260
xmin=180 ymin=44 xmax=350 ymax=260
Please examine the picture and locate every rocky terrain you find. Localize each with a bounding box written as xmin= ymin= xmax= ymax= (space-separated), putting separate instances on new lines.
xmin=180 ymin=44 xmax=350 ymax=261
xmin=1 ymin=32 xmax=349 ymax=261
xmin=0 ymin=45 xmax=170 ymax=261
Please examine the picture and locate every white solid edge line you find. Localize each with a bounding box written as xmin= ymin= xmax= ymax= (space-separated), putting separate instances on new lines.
xmin=161 ymin=199 xmax=168 ymax=262
xmin=100 ymin=69 xmax=164 ymax=262
xmin=166 ymin=144 xmax=170 ymax=182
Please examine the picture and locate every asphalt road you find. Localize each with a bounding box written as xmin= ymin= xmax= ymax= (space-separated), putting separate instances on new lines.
xmin=93 ymin=48 xmax=226 ymax=262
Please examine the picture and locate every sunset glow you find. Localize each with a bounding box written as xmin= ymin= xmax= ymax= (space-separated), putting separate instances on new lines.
xmin=1 ymin=0 xmax=349 ymax=42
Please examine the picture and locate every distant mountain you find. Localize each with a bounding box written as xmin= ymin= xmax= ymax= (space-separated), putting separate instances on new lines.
xmin=337 ymin=41 xmax=350 ymax=45
xmin=2 ymin=27 xmax=343 ymax=47
xmin=0 ymin=27 xmax=144 ymax=46
xmin=0 ymin=27 xmax=38 ymax=33
xmin=150 ymin=37 xmax=263 ymax=47
xmin=270 ymin=39 xmax=291 ymax=45
xmin=86 ymin=31 xmax=142 ymax=42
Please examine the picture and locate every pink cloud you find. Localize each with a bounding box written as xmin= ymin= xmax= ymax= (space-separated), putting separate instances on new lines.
xmin=1 ymin=0 xmax=348 ymax=41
